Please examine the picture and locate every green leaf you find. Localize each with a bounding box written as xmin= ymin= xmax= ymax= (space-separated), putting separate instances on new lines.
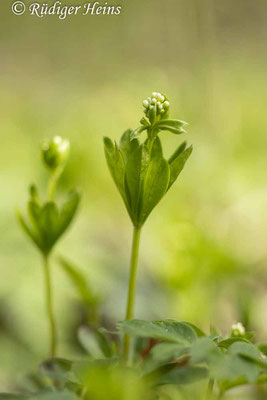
xmin=130 ymin=125 xmax=147 ymax=139
xmin=168 ymin=141 xmax=187 ymax=164
xmin=119 ymin=129 xmax=139 ymax=163
xmin=125 ymin=144 xmax=150 ymax=225
xmin=150 ymin=342 xmax=190 ymax=363
xmin=57 ymin=191 xmax=80 ymax=238
xmin=58 ymin=257 xmax=99 ymax=309
xmin=118 ymin=320 xmax=197 ymax=345
xmin=218 ymin=337 xmax=249 ymax=349
xmin=190 ymin=337 xmax=222 ymax=364
xmin=150 ymin=136 xmax=163 ymax=159
xmin=156 ymin=365 xmax=208 ymax=386
xmin=104 ymin=137 xmax=130 ymax=213
xmin=182 ymin=322 xmax=206 ymax=337
xmin=39 ymin=358 xmax=72 ymax=385
xmin=139 ymin=156 xmax=170 ymax=224
xmin=77 ymin=326 xmax=113 ymax=358
xmin=16 ymin=210 xmax=41 ymax=250
xmin=258 ymin=343 xmax=267 ymax=356
xmin=168 ymin=145 xmax=193 ymax=190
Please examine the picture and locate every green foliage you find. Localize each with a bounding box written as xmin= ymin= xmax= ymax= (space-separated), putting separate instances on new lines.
xmin=17 ymin=190 xmax=80 ymax=256
xmin=104 ymin=94 xmax=192 ymax=227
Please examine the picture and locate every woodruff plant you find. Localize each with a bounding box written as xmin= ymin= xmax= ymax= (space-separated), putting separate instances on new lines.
xmin=104 ymin=92 xmax=192 ymax=358
xmin=17 ymin=136 xmax=80 ymax=357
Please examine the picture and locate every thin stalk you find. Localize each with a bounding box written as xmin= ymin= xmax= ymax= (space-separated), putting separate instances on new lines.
xmin=123 ymin=226 xmax=142 ymax=360
xmin=43 ymin=255 xmax=57 ymax=357
xmin=206 ymin=378 xmax=214 ymax=398
xmin=47 ymin=167 xmax=62 ymax=201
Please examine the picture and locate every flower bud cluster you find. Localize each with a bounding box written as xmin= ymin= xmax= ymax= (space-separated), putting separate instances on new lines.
xmin=42 ymin=136 xmax=70 ymax=171
xmin=142 ymin=92 xmax=170 ymax=117
xmin=231 ymin=322 xmax=245 ymax=337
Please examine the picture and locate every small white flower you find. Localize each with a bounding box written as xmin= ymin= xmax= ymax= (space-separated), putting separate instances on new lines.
xmin=231 ymin=322 xmax=245 ymax=336
xmin=152 ymin=92 xmax=157 ymax=98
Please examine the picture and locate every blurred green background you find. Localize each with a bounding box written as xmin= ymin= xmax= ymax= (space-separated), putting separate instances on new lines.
xmin=0 ymin=0 xmax=267 ymax=392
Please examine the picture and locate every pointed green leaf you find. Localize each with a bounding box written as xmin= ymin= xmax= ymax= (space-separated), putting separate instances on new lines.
xmin=57 ymin=191 xmax=80 ymax=238
xmin=119 ymin=129 xmax=139 ymax=162
xmin=150 ymin=136 xmax=163 ymax=159
xmin=16 ymin=210 xmax=42 ymax=250
xmin=168 ymin=146 xmax=193 ymax=190
xmin=139 ymin=156 xmax=170 ymax=224
xmin=125 ymin=144 xmax=149 ymax=225
xmin=104 ymin=137 xmax=129 ymax=211
xmin=156 ymin=366 xmax=208 ymax=386
xmin=168 ymin=141 xmax=187 ymax=164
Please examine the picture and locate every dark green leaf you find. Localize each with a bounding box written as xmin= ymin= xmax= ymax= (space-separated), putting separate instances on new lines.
xmin=39 ymin=358 xmax=72 ymax=385
xmin=125 ymin=144 xmax=149 ymax=225
xmin=139 ymin=156 xmax=169 ymax=224
xmin=150 ymin=137 xmax=163 ymax=159
xmin=156 ymin=365 xmax=208 ymax=386
xmin=258 ymin=343 xmax=267 ymax=356
xmin=182 ymin=322 xmax=206 ymax=337
xmin=190 ymin=337 xmax=222 ymax=364
xmin=118 ymin=320 xmax=197 ymax=345
xmin=218 ymin=337 xmax=249 ymax=349
xmin=119 ymin=129 xmax=139 ymax=163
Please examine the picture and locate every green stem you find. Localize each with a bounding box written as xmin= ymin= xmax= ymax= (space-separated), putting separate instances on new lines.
xmin=43 ymin=255 xmax=57 ymax=357
xmin=47 ymin=167 xmax=62 ymax=201
xmin=123 ymin=226 xmax=142 ymax=360
xmin=206 ymin=378 xmax=214 ymax=398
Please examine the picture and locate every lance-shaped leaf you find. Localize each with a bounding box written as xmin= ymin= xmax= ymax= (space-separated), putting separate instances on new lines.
xmin=125 ymin=144 xmax=150 ymax=225
xmin=57 ymin=191 xmax=80 ymax=238
xmin=103 ymin=137 xmax=130 ymax=213
xmin=119 ymin=129 xmax=139 ymax=162
xmin=168 ymin=145 xmax=193 ymax=190
xmin=139 ymin=155 xmax=170 ymax=225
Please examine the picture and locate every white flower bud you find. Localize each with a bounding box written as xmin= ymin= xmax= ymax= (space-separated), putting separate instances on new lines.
xmin=142 ymin=100 xmax=149 ymax=108
xmin=42 ymin=136 xmax=70 ymax=170
xmin=231 ymin=322 xmax=245 ymax=337
xmin=163 ymin=101 xmax=170 ymax=109
xmin=151 ymin=98 xmax=157 ymax=105
xmin=160 ymin=95 xmax=165 ymax=102
xmin=152 ymin=92 xmax=157 ymax=98
xmin=160 ymin=109 xmax=165 ymax=114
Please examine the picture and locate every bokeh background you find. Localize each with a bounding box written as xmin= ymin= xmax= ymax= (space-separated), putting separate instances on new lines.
xmin=0 ymin=0 xmax=267 ymax=392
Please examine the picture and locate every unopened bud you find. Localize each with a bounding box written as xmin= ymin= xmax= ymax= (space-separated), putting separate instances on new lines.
xmin=231 ymin=322 xmax=245 ymax=337
xmin=42 ymin=136 xmax=70 ymax=171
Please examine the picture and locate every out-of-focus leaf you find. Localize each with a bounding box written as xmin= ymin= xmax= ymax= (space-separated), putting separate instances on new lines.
xmin=39 ymin=358 xmax=72 ymax=385
xmin=190 ymin=337 xmax=222 ymax=364
xmin=156 ymin=365 xmax=208 ymax=386
xmin=168 ymin=146 xmax=192 ymax=190
xmin=78 ymin=326 xmax=113 ymax=358
xmin=258 ymin=343 xmax=267 ymax=356
xmin=30 ymin=391 xmax=79 ymax=400
xmin=118 ymin=320 xmax=197 ymax=345
xmin=218 ymin=337 xmax=249 ymax=349
xmin=182 ymin=322 xmax=206 ymax=338
xmin=150 ymin=342 xmax=190 ymax=363
xmin=58 ymin=257 xmax=99 ymax=311
xmin=16 ymin=210 xmax=41 ymax=250
xmin=57 ymin=191 xmax=80 ymax=238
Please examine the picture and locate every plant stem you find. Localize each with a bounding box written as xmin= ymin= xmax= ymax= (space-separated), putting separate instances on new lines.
xmin=43 ymin=255 xmax=57 ymax=357
xmin=47 ymin=167 xmax=62 ymax=201
xmin=206 ymin=378 xmax=214 ymax=398
xmin=123 ymin=226 xmax=142 ymax=360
